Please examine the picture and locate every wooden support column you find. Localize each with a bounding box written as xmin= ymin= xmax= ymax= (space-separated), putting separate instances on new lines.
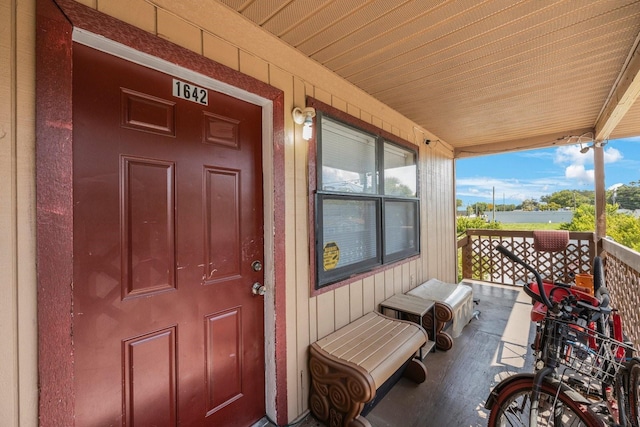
xmin=594 ymin=144 xmax=606 ymax=251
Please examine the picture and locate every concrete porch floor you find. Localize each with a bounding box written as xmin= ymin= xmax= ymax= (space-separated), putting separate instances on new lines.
xmin=284 ymin=281 xmax=537 ymax=427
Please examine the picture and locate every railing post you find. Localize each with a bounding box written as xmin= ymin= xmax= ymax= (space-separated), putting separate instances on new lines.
xmin=594 ymin=144 xmax=606 ymax=250
xmin=462 ymin=232 xmax=472 ymax=280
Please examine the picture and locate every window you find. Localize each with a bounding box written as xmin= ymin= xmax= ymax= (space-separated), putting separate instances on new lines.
xmin=316 ymin=114 xmax=419 ymax=288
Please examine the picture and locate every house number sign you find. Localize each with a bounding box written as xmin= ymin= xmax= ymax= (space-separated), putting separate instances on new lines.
xmin=173 ymin=79 xmax=208 ymax=105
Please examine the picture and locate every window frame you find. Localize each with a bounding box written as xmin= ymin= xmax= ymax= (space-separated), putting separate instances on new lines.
xmin=382 ymin=198 xmax=420 ymax=263
xmin=315 ymin=194 xmax=383 ymax=286
xmin=312 ymin=107 xmax=420 ymax=290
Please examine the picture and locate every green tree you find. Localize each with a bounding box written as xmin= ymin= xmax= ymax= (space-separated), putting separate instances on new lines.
xmin=496 ymin=204 xmax=516 ymax=211
xmin=545 ymin=189 xmax=593 ymax=209
xmin=560 ymin=204 xmax=596 ymax=231
xmin=613 ymin=184 xmax=640 ymax=210
xmin=560 ymin=204 xmax=640 ymax=251
xmin=469 ymin=202 xmax=489 ymax=215
xmin=541 ymin=202 xmax=561 ymax=211
xmin=519 ymin=199 xmax=538 ymax=211
xmin=607 ymin=211 xmax=640 ymax=251
xmin=384 ymin=176 xmax=414 ymax=197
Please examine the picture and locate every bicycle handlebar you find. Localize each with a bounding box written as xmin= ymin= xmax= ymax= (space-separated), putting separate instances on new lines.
xmin=495 ymin=244 xmax=553 ymax=309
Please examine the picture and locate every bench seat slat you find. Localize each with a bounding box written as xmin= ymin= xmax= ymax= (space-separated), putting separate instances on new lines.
xmin=339 ymin=322 xmax=417 ymax=363
xmin=314 ymin=312 xmax=426 ymax=388
xmin=315 ymin=313 xmax=383 ymax=348
xmin=360 ymin=326 xmax=425 ymax=387
xmin=321 ymin=318 xmax=397 ymax=358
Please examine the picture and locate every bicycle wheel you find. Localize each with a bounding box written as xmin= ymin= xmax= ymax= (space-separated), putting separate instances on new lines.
xmin=629 ymin=359 xmax=640 ymax=427
xmin=615 ymin=369 xmax=631 ymax=427
xmin=487 ymin=376 xmax=603 ymax=426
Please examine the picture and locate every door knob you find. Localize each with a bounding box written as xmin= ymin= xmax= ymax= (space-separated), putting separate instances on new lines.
xmin=252 ymin=282 xmax=266 ymax=296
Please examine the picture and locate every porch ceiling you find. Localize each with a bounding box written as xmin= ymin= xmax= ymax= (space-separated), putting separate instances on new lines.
xmin=216 ymin=0 xmax=640 ymax=157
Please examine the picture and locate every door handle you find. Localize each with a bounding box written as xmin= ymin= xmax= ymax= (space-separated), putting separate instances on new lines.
xmin=252 ymin=282 xmax=266 ymax=296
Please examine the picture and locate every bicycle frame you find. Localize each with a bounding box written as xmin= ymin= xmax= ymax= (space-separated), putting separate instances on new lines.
xmin=488 ymin=244 xmax=636 ymax=426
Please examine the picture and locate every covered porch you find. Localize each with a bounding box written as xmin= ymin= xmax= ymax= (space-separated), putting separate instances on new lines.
xmin=294 ymin=229 xmax=640 ymax=426
xmin=293 ymin=280 xmax=536 ymax=427
xmin=4 ymin=1 xmax=640 ymax=426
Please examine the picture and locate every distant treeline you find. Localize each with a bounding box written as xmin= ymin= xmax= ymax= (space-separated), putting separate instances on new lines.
xmin=458 ymin=184 xmax=640 ymax=215
xmin=457 ymin=203 xmax=640 ymax=252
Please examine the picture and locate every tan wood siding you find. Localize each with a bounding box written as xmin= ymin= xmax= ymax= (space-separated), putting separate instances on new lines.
xmin=9 ymin=0 xmax=457 ymax=423
xmin=1 ymin=0 xmax=38 ymax=426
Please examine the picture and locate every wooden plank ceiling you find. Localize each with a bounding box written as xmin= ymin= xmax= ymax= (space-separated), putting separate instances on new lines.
xmin=215 ymin=0 xmax=640 ymax=157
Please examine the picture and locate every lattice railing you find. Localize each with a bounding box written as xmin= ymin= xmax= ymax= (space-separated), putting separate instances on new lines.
xmin=602 ymin=239 xmax=640 ymax=350
xmin=458 ymin=230 xmax=596 ymax=285
xmin=457 ymin=230 xmax=640 ymax=350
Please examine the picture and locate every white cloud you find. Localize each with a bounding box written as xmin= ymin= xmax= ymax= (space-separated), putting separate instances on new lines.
xmin=604 ymin=147 xmax=622 ymax=163
xmin=554 ymin=145 xmax=623 ymax=166
xmin=553 ymin=145 xmax=622 ymax=187
xmin=565 ymin=164 xmax=594 ymax=185
xmin=608 ymin=183 xmax=624 ymax=191
xmin=456 ymin=176 xmax=569 ymax=203
xmin=554 ymin=145 xmax=587 ymax=166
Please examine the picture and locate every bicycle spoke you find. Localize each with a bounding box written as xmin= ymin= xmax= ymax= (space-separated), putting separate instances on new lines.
xmin=489 ymin=372 xmax=613 ymax=425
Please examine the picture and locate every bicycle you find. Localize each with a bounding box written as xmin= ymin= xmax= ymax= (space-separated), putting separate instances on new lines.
xmin=484 ymin=244 xmax=640 ymax=426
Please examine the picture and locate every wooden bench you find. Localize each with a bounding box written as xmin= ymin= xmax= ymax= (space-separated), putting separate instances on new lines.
xmin=309 ymin=311 xmax=428 ymax=427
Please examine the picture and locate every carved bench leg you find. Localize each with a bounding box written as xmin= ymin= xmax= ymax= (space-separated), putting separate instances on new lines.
xmin=423 ymin=302 xmax=454 ymax=351
xmin=309 ymin=347 xmax=375 ymax=427
xmin=403 ymin=359 xmax=427 ymax=383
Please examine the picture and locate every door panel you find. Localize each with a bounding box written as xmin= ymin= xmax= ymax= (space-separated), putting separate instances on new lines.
xmin=205 ymin=308 xmax=242 ymax=414
xmin=123 ymin=327 xmax=177 ymax=426
xmin=121 ymin=156 xmax=176 ymax=298
xmin=204 ymin=167 xmax=242 ymax=282
xmin=73 ymin=43 xmax=265 ymax=426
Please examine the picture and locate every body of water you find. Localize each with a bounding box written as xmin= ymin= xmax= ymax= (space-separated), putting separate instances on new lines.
xmin=492 ymin=211 xmax=574 ymax=224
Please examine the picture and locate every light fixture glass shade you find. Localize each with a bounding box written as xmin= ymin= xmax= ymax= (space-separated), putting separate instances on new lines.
xmin=302 ymin=116 xmax=313 ymax=140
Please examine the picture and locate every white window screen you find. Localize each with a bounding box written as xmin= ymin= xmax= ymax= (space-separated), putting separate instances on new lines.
xmin=322 ymin=198 xmax=377 ymax=269
xmin=384 ymin=142 xmax=416 ymax=197
xmin=321 ymin=118 xmax=376 ymax=194
xmin=384 ymin=201 xmax=417 ymax=256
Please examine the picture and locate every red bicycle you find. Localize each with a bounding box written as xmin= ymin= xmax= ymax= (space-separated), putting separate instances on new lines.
xmin=485 ymin=244 xmax=640 ymax=427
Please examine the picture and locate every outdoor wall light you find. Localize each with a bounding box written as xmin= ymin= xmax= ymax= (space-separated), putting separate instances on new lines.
xmin=292 ymin=107 xmax=316 ymax=140
xmin=579 ymin=140 xmax=607 ymax=154
xmin=574 ymin=132 xmax=601 ymax=154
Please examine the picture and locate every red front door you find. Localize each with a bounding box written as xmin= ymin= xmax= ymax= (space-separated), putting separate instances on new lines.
xmin=72 ymin=43 xmax=265 ymax=426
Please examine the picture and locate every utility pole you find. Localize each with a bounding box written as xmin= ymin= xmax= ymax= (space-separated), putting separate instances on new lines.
xmin=492 ymin=186 xmax=495 ymax=222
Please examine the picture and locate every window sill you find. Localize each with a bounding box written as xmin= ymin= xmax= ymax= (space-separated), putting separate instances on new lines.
xmin=310 ymin=253 xmax=421 ymax=297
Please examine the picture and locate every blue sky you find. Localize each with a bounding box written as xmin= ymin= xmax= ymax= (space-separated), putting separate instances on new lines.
xmin=456 ymin=136 xmax=640 ymax=207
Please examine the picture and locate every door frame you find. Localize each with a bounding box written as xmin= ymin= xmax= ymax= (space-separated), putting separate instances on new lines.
xmin=36 ymin=0 xmax=287 ymax=424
